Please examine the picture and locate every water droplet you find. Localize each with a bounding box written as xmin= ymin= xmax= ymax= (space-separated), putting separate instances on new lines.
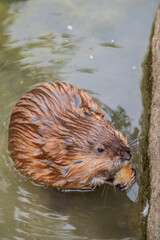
xmin=67 ymin=25 xmax=73 ymax=30
xmin=132 ymin=66 xmax=137 ymax=70
xmin=142 ymin=199 xmax=149 ymax=217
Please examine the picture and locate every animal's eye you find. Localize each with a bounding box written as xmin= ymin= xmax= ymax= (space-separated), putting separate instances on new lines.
xmin=97 ymin=146 xmax=105 ymax=153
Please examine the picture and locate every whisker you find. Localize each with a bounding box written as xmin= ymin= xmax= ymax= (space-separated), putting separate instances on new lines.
xmin=129 ymin=136 xmax=144 ymax=146
xmin=101 ymin=184 xmax=107 ymax=197
xmin=101 ymin=184 xmax=109 ymax=201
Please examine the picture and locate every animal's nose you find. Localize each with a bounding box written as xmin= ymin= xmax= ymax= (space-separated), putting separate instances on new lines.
xmin=124 ymin=150 xmax=132 ymax=161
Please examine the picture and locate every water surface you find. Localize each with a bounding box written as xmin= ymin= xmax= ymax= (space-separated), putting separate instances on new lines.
xmin=0 ymin=0 xmax=159 ymax=239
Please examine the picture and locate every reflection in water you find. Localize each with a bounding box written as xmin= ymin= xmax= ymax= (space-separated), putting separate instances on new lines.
xmin=0 ymin=172 xmax=137 ymax=239
xmin=0 ymin=0 xmax=159 ymax=239
xmin=100 ymin=42 xmax=122 ymax=48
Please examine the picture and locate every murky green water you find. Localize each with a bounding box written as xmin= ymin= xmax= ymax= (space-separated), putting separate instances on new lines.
xmin=0 ymin=0 xmax=159 ymax=239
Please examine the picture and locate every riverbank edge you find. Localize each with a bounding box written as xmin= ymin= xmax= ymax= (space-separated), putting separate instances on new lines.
xmin=147 ymin=7 xmax=160 ymax=240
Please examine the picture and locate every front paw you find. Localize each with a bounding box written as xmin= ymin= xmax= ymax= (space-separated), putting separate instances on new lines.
xmin=116 ymin=168 xmax=136 ymax=191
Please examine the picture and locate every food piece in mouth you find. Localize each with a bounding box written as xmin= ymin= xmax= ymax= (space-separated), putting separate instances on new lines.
xmin=113 ymin=165 xmax=136 ymax=191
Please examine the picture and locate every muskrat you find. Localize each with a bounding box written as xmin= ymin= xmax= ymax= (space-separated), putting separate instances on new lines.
xmin=8 ymin=82 xmax=135 ymax=190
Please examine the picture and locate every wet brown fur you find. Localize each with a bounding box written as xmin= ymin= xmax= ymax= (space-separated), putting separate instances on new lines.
xmin=9 ymin=82 xmax=132 ymax=189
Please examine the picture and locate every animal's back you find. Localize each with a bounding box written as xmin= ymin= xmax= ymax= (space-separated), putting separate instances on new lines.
xmin=9 ymin=82 xmax=104 ymax=188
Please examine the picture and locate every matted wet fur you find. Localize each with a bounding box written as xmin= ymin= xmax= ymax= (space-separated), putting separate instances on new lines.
xmin=9 ymin=82 xmax=133 ymax=190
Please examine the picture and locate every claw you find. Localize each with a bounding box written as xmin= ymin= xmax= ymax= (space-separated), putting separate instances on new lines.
xmin=121 ymin=186 xmax=129 ymax=191
xmin=131 ymin=168 xmax=136 ymax=182
xmin=116 ymin=183 xmax=129 ymax=191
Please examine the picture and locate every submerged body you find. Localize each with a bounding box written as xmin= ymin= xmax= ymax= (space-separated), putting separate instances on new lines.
xmin=9 ymin=82 xmax=135 ymax=190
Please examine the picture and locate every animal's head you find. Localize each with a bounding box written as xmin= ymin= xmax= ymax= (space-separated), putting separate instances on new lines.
xmin=41 ymin=110 xmax=132 ymax=189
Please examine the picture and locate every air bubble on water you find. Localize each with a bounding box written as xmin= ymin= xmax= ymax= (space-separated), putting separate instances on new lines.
xmin=67 ymin=25 xmax=73 ymax=30
xmin=132 ymin=66 xmax=136 ymax=69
